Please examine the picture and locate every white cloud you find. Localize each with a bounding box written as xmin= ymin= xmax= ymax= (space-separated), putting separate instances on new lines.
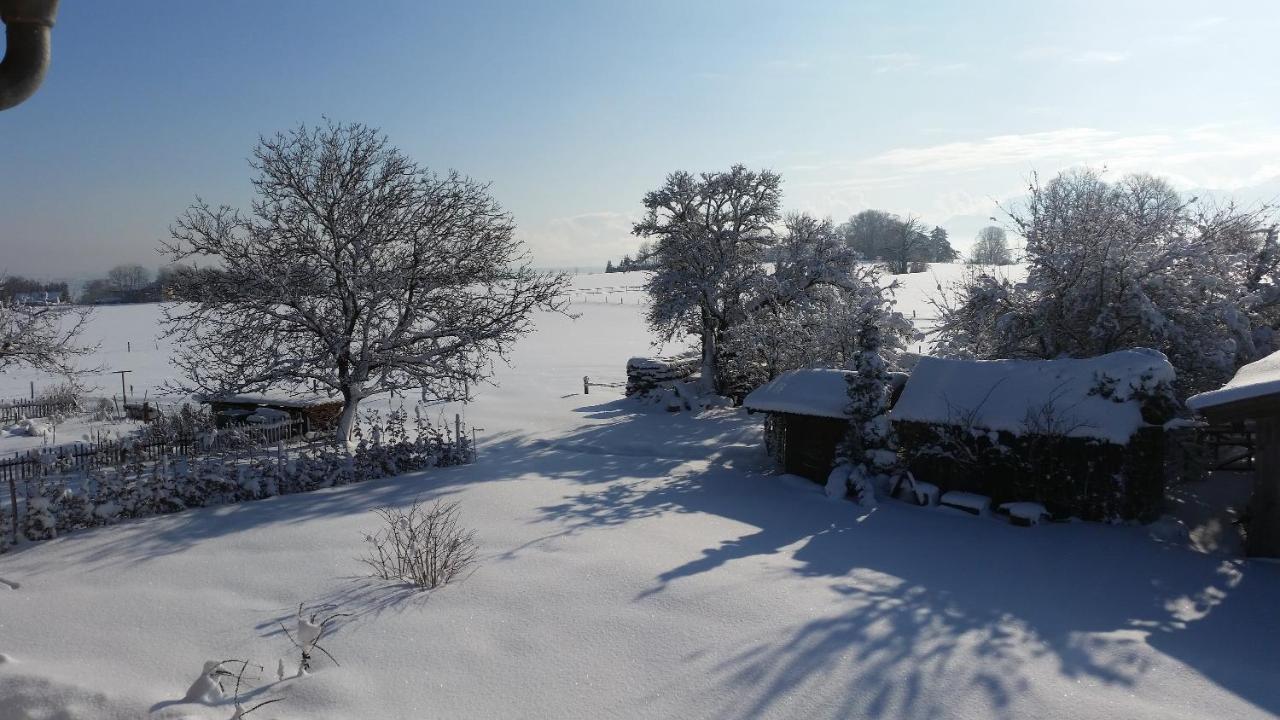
xmin=519 ymin=211 xmax=640 ymax=270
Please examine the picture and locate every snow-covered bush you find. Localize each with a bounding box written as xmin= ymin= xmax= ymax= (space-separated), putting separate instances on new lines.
xmin=3 ymin=408 xmax=474 ymax=552
xmin=827 ymin=323 xmax=900 ymax=507
xmin=934 ymin=169 xmax=1279 ymax=398
xmin=361 ymin=498 xmax=478 ymax=590
xmin=720 ymin=213 xmax=917 ymax=396
xmin=142 ymin=403 xmax=217 ymax=446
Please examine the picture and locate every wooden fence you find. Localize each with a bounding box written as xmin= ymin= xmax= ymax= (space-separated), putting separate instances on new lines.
xmin=0 ymin=398 xmax=78 ymax=424
xmin=0 ymin=418 xmax=309 ymax=487
xmin=1199 ymin=422 xmax=1255 ymax=471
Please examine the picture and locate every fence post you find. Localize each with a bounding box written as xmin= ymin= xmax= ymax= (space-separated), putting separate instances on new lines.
xmin=8 ymin=476 xmax=18 ymax=546
xmin=455 ymin=413 xmax=462 ymax=458
xmin=584 ymin=376 xmax=590 ymax=394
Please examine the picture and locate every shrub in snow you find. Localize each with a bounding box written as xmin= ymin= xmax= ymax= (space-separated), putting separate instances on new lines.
xmin=183 ymin=659 xmax=285 ymax=717
xmin=362 ymin=498 xmax=478 ymax=590
xmin=279 ymin=603 xmax=350 ymax=675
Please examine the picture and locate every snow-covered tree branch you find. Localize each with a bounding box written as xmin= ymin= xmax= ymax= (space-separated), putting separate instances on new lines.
xmin=0 ymin=298 xmax=95 ymax=376
xmin=634 ymin=165 xmax=782 ymax=395
xmin=933 ymin=168 xmax=1277 ymax=397
xmin=161 ymin=121 xmax=569 ymax=441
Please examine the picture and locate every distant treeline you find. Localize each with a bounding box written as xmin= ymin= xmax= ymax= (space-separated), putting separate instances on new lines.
xmin=604 ymin=211 xmax=964 ymax=275
xmin=2 ymin=263 xmax=203 ymax=305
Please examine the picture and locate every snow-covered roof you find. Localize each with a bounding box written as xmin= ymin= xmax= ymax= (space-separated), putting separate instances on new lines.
xmin=743 ymin=369 xmax=853 ymax=420
xmin=889 ymin=349 xmax=1175 ymax=444
xmin=198 ymin=391 xmax=340 ymax=408
xmin=1187 ymin=349 xmax=1280 ymax=414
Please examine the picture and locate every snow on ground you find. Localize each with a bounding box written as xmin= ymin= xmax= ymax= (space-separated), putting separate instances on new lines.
xmin=3 ymin=266 xmax=1277 ymax=720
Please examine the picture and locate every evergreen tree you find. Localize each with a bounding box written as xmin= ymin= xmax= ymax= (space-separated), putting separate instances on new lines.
xmin=826 ymin=322 xmax=898 ymax=506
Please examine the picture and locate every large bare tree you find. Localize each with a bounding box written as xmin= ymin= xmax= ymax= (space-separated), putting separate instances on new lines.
xmin=162 ymin=122 xmax=568 ymax=441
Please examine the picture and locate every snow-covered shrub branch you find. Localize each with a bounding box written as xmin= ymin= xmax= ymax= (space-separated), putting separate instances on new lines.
xmin=933 ymin=168 xmax=1278 ymax=397
xmin=161 ymin=121 xmax=569 ymax=442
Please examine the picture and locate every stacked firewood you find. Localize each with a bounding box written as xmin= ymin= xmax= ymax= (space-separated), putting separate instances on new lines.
xmin=625 ymin=353 xmax=700 ymax=397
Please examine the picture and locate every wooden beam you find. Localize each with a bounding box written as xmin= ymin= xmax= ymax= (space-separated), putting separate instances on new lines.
xmin=1247 ymin=418 xmax=1280 ymax=558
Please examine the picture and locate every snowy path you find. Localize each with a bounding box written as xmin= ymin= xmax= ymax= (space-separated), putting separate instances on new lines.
xmin=1 ymin=269 xmax=1277 ymax=719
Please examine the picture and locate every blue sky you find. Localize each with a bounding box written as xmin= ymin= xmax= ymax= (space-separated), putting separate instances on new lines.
xmin=4 ymin=1 xmax=1280 ymax=277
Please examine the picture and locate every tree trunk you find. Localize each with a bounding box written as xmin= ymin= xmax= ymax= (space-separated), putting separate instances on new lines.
xmin=335 ymin=395 xmax=360 ymax=445
xmin=700 ymin=324 xmax=718 ymax=395
xmin=1246 ymin=418 xmax=1280 ymax=558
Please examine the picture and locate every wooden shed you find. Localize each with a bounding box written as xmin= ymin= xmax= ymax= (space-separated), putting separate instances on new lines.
xmin=198 ymin=392 xmax=343 ymax=434
xmin=1188 ymin=350 xmax=1280 ymax=557
xmin=743 ymin=369 xmax=855 ymax=483
xmin=889 ymin=349 xmax=1178 ymax=523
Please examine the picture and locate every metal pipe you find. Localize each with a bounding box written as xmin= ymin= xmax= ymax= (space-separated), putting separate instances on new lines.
xmin=0 ymin=0 xmax=59 ymax=111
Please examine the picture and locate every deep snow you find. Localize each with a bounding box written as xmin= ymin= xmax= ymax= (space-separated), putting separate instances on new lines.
xmin=1 ymin=267 xmax=1277 ymax=720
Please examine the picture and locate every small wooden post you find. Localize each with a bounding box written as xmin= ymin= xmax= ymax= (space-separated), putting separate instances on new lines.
xmin=583 ymin=376 xmax=590 ymax=394
xmin=8 ymin=476 xmax=18 ymax=546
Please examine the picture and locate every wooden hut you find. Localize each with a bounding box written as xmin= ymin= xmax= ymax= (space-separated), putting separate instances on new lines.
xmin=1187 ymin=350 xmax=1280 ymax=557
xmin=889 ymin=349 xmax=1178 ymax=522
xmin=743 ymin=369 xmax=856 ymax=482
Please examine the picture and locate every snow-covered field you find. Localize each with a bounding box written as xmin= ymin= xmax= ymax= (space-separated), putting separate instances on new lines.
xmin=3 ymin=267 xmax=1277 ymax=720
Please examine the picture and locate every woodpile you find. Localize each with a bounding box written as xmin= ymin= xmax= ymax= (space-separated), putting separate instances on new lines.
xmin=625 ymin=353 xmax=700 ymax=397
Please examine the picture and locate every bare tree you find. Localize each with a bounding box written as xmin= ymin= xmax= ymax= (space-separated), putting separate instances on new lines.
xmin=883 ymin=215 xmax=929 ymax=275
xmin=0 ymin=296 xmax=94 ymax=375
xmin=970 ymin=226 xmax=1013 ymax=265
xmin=106 ymin=264 xmax=152 ymax=295
xmin=162 ymin=122 xmax=569 ymax=442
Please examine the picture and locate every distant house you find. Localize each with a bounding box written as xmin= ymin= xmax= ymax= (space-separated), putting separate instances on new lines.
xmin=1188 ymin=349 xmax=1280 ymax=557
xmin=13 ymin=290 xmax=61 ymax=305
xmin=744 ymin=369 xmax=907 ymax=482
xmin=892 ymin=349 xmax=1179 ymax=522
xmin=197 ymin=392 xmax=343 ymax=433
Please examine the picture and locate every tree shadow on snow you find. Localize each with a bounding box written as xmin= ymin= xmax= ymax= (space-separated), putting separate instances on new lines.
xmin=527 ymin=407 xmax=1280 ymax=720
xmin=4 ymin=396 xmax=1276 ymax=718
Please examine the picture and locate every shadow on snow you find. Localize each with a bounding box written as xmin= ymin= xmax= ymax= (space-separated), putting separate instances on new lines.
xmin=3 ymin=396 xmax=1277 ymax=718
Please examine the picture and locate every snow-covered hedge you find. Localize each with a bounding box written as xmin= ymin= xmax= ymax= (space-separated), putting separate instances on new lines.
xmin=1 ymin=407 xmax=473 ymax=551
xmin=897 ymin=422 xmax=1168 ymax=522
